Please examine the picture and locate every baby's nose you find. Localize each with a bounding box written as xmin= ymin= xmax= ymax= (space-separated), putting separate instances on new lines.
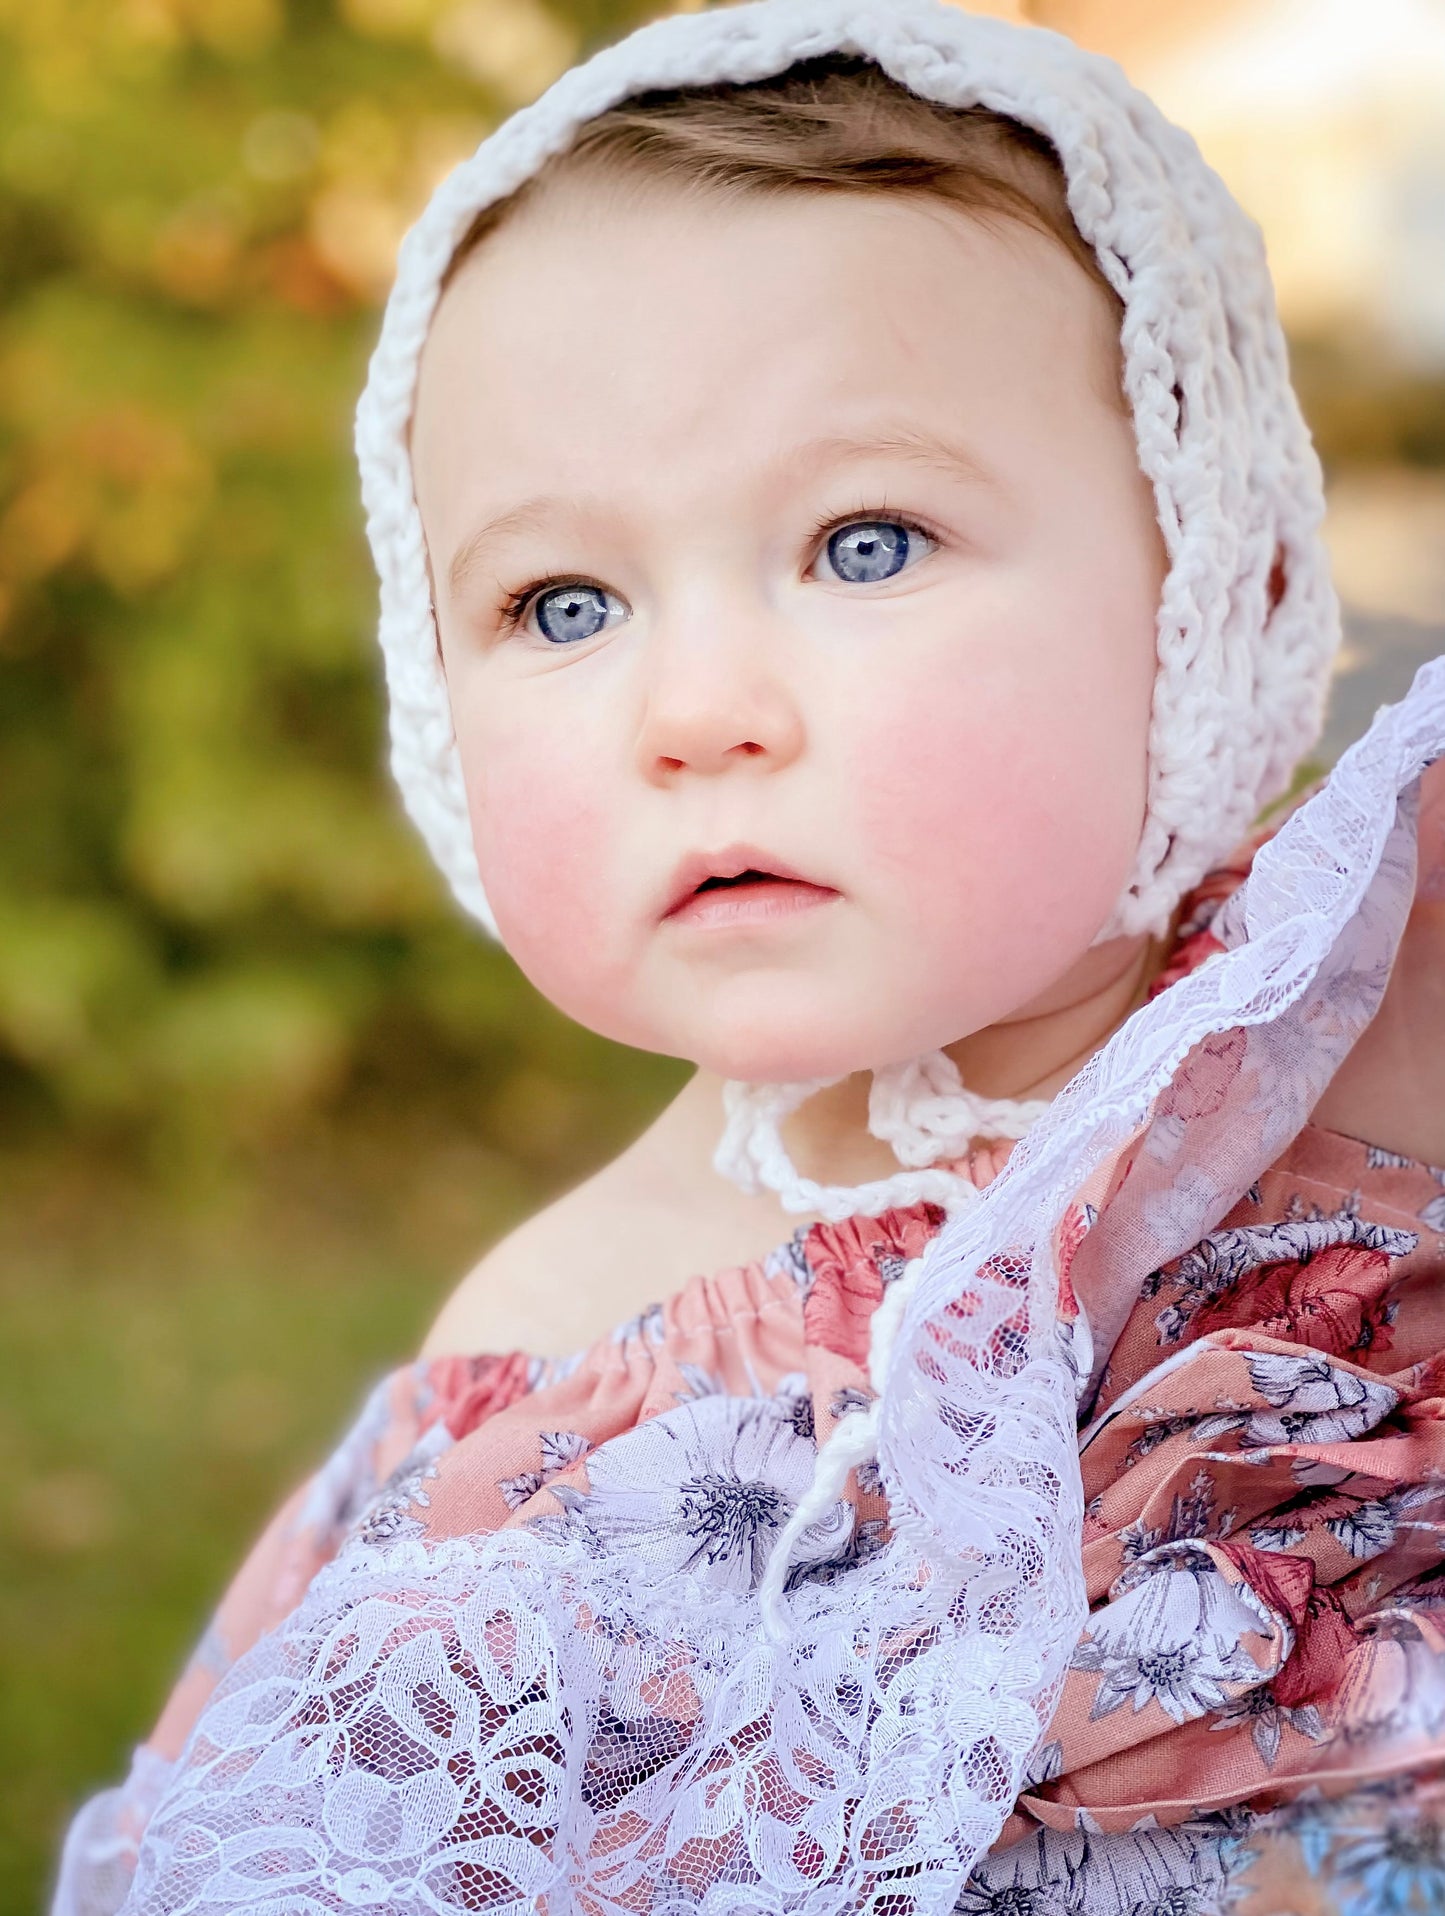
xmin=634 ymin=636 xmax=804 ymax=782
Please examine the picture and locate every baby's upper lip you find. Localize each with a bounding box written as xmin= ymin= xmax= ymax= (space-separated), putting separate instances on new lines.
xmin=659 ymin=844 xmax=836 ymax=920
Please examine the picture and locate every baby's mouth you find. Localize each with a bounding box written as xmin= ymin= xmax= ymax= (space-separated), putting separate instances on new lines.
xmin=661 ymin=851 xmax=838 ymax=928
xmin=695 ymin=868 xmax=775 ymax=894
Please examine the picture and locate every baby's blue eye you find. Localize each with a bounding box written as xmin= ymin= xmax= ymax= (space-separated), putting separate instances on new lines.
xmin=823 ymin=520 xmax=920 ymax=585
xmin=532 ymin=582 xmax=622 ymax=645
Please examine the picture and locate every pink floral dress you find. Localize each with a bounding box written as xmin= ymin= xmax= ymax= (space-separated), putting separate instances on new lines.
xmin=55 ymin=832 xmax=1445 ymax=1916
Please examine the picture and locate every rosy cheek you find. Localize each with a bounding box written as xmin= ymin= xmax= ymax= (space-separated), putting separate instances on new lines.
xmin=843 ymin=673 xmax=1020 ymax=906
xmin=463 ymin=723 xmax=614 ymax=973
xmin=840 ymin=660 xmax=1129 ymax=970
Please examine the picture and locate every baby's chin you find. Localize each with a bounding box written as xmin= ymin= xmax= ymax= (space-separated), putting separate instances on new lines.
xmin=511 ymin=922 xmax=1054 ymax=1084
xmin=630 ymin=984 xmax=983 ymax=1087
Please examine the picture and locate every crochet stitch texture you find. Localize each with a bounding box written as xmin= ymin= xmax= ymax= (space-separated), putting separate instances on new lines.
xmin=354 ymin=0 xmax=1340 ymax=942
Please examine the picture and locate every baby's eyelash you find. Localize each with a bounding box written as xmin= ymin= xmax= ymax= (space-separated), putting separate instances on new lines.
xmin=497 ymin=583 xmax=537 ymax=631
xmin=805 ymin=499 xmax=945 ymax=550
xmin=495 ymin=504 xmax=941 ymax=632
xmin=496 ymin=576 xmax=601 ymax=633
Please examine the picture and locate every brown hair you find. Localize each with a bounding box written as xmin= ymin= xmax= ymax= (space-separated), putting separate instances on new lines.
xmin=440 ymin=52 xmax=1125 ymax=404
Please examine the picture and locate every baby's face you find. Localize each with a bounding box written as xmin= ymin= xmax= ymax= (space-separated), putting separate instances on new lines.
xmin=413 ymin=177 xmax=1168 ymax=1081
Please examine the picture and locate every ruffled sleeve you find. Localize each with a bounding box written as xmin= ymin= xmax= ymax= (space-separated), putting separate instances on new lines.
xmin=50 ymin=1359 xmax=436 ymax=1916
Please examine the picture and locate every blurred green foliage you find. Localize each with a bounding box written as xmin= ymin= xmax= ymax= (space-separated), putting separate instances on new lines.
xmin=0 ymin=0 xmax=695 ymax=1178
xmin=0 ymin=1 xmax=694 ymax=1907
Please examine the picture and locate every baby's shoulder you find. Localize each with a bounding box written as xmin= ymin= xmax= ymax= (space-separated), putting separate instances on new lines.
xmin=418 ymin=1107 xmax=802 ymax=1361
xmin=418 ymin=1161 xmax=668 ymax=1361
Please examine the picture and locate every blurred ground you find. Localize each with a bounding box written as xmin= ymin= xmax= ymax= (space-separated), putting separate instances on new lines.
xmin=1325 ymin=467 xmax=1445 ymax=757
xmin=2 ymin=2 xmax=1443 ymax=1912
xmin=1328 ymin=610 xmax=1445 ymax=761
xmin=0 ymin=1056 xmax=685 ymax=1916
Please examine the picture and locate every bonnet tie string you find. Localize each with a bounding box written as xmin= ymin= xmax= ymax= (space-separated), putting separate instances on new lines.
xmin=713 ymin=1050 xmax=1048 ymax=1222
xmin=714 ymin=1049 xmax=1052 ymax=1633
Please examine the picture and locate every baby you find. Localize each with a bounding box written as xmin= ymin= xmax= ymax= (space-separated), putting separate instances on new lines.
xmin=412 ymin=54 xmax=1173 ymax=1358
xmin=53 ymin=3 xmax=1445 ymax=1914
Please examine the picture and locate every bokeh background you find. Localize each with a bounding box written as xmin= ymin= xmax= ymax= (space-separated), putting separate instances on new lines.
xmin=3 ymin=0 xmax=1443 ymax=1906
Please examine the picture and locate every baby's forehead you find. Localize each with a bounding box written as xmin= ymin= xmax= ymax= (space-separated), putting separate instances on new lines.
xmin=419 ymin=171 xmax=1128 ymax=438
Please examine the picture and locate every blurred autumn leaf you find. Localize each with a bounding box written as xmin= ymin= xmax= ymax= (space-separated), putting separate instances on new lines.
xmin=0 ymin=0 xmax=688 ymax=1184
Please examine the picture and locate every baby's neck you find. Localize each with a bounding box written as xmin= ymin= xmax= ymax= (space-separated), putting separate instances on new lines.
xmin=944 ymin=928 xmax=1164 ymax=1106
xmin=655 ymin=928 xmax=1166 ymax=1203
xmin=423 ymin=930 xmax=1172 ymax=1359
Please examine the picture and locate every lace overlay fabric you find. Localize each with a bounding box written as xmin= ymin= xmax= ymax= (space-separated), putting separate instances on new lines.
xmin=52 ymin=660 xmax=1445 ymax=1916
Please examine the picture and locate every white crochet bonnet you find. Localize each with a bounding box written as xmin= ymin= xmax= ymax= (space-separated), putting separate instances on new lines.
xmin=354 ymin=0 xmax=1340 ymax=943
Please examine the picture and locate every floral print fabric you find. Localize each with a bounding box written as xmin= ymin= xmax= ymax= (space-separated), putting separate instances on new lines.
xmin=55 ymin=853 xmax=1445 ymax=1916
xmin=971 ymin=1112 xmax=1445 ymax=1911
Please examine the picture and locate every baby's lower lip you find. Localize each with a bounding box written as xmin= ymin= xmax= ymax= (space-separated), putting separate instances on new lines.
xmin=664 ymin=877 xmax=839 ymax=929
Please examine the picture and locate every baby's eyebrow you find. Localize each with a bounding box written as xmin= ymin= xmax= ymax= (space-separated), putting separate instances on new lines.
xmin=446 ymin=494 xmax=601 ymax=604
xmin=777 ymin=426 xmax=1004 ymax=496
xmin=443 ymin=425 xmax=1002 ymax=602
